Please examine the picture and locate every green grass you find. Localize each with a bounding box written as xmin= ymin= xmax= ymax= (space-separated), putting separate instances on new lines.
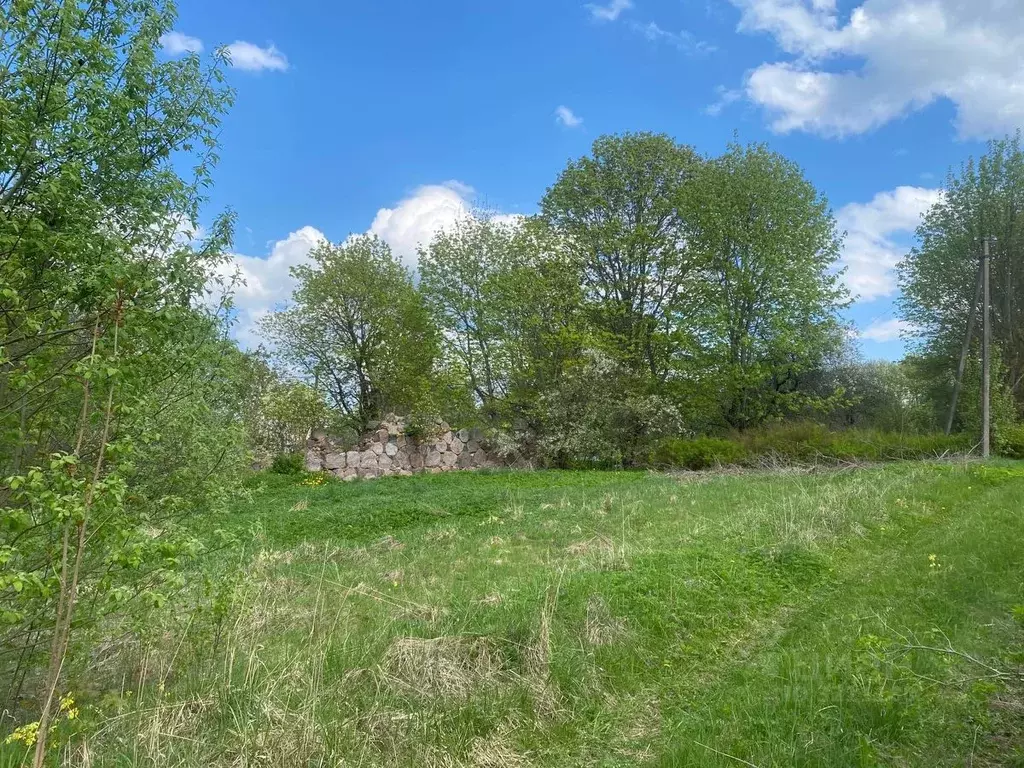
xmin=29 ymin=463 xmax=1024 ymax=766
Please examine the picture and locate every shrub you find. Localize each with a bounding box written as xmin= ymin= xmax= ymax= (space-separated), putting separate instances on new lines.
xmin=733 ymin=422 xmax=972 ymax=464
xmin=650 ymin=437 xmax=747 ymax=470
xmin=270 ymin=452 xmax=306 ymax=475
xmin=996 ymin=423 xmax=1024 ymax=459
xmin=648 ymin=423 xmax=974 ymax=470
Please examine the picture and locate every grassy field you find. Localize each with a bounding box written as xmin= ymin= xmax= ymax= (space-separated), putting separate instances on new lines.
xmin=33 ymin=462 xmax=1024 ymax=766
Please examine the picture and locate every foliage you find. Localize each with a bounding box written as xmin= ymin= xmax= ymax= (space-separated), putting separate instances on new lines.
xmin=995 ymin=423 xmax=1024 ymax=459
xmin=539 ymin=133 xmax=701 ymax=383
xmin=649 ymin=436 xmax=748 ymax=470
xmin=529 ymin=351 xmax=683 ymax=468
xmin=686 ymin=142 xmax=849 ymax=428
xmin=0 ymin=0 xmax=241 ymax=757
xmin=649 ymin=424 xmax=973 ymax=469
xmin=260 ymin=236 xmax=438 ymax=432
xmin=732 ymin=422 xmax=972 ymax=464
xmin=420 ymin=215 xmax=587 ymax=426
xmin=270 ymin=452 xmax=306 ymax=475
xmin=824 ymin=360 xmax=940 ymax=433
xmin=898 ymin=133 xmax=1024 ymax=416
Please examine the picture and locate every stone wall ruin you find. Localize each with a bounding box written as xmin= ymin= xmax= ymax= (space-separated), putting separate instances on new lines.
xmin=305 ymin=415 xmax=503 ymax=480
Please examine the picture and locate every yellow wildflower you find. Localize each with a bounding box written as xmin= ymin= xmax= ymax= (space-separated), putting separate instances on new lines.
xmin=5 ymin=720 xmax=39 ymax=747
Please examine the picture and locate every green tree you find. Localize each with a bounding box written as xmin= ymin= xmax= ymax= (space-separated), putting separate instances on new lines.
xmin=539 ymin=133 xmax=703 ymax=383
xmin=688 ymin=142 xmax=848 ymax=428
xmin=419 ymin=216 xmax=586 ymax=425
xmin=898 ymin=134 xmax=1024 ymax=418
xmin=0 ymin=0 xmax=239 ymax=758
xmin=260 ymin=235 xmax=438 ymax=432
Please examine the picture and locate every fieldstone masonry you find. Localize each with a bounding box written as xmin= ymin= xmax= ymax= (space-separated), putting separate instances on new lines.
xmin=305 ymin=414 xmax=503 ymax=480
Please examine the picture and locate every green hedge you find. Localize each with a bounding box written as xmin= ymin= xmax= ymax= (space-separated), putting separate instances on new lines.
xmin=649 ymin=423 xmax=975 ymax=471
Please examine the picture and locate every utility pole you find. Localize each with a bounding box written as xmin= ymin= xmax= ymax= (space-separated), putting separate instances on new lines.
xmin=981 ymin=236 xmax=993 ymax=458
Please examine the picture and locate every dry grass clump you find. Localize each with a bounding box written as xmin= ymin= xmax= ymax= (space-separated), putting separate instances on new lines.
xmin=470 ymin=731 xmax=531 ymax=767
xmin=565 ymin=535 xmax=629 ymax=570
xmin=380 ymin=636 xmax=505 ymax=699
xmin=585 ymin=595 xmax=628 ymax=646
xmin=374 ymin=534 xmax=406 ymax=551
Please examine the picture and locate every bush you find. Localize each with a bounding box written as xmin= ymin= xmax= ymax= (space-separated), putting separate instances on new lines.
xmin=996 ymin=423 xmax=1024 ymax=459
xmin=650 ymin=437 xmax=748 ymax=470
xmin=270 ymin=452 xmax=306 ymax=475
xmin=734 ymin=422 xmax=971 ymax=464
xmin=648 ymin=423 xmax=974 ymax=470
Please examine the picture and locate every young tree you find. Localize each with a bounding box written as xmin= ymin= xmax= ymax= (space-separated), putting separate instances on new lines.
xmin=688 ymin=143 xmax=848 ymax=428
xmin=0 ymin=0 xmax=239 ymax=759
xmin=539 ymin=133 xmax=703 ymax=383
xmin=260 ymin=236 xmax=438 ymax=431
xmin=898 ymin=134 xmax=1024 ymax=417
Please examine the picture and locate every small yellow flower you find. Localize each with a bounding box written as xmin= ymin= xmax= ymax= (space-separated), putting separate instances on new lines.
xmin=5 ymin=720 xmax=40 ymax=747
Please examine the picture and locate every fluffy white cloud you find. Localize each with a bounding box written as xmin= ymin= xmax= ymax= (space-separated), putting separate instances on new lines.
xmin=225 ymin=41 xmax=289 ymax=72
xmin=215 ymin=226 xmax=326 ymax=348
xmin=836 ymin=186 xmax=942 ymax=302
xmin=730 ymin=0 xmax=1024 ymax=138
xmin=859 ymin=318 xmax=917 ymax=342
xmin=369 ymin=182 xmax=477 ymax=267
xmin=160 ymin=31 xmax=203 ymax=55
xmin=586 ymin=0 xmax=633 ymax=22
xmin=555 ymin=105 xmax=584 ymax=128
xmin=222 ymin=183 xmax=492 ymax=346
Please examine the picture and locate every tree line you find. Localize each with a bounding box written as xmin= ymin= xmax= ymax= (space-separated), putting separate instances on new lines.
xmin=261 ymin=135 xmax=851 ymax=466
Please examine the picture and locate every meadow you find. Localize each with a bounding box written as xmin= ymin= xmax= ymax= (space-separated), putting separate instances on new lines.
xmin=33 ymin=462 xmax=1024 ymax=767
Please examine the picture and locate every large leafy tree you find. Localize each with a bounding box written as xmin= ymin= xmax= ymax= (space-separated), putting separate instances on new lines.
xmin=260 ymin=235 xmax=438 ymax=431
xmin=898 ymin=134 xmax=1024 ymax=418
xmin=688 ymin=143 xmax=848 ymax=428
xmin=539 ymin=133 xmax=702 ymax=383
xmin=419 ymin=216 xmax=585 ymax=423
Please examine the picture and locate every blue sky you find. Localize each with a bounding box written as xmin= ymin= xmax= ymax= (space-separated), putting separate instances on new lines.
xmin=162 ymin=0 xmax=1021 ymax=358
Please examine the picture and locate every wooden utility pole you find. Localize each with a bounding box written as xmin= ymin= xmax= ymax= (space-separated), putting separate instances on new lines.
xmin=981 ymin=236 xmax=992 ymax=458
xmin=945 ymin=258 xmax=984 ymax=435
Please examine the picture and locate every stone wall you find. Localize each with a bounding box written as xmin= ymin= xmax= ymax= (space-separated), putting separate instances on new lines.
xmin=305 ymin=415 xmax=503 ymax=480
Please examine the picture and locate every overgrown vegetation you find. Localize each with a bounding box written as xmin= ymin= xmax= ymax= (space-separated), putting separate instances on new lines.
xmin=13 ymin=463 xmax=1019 ymax=766
xmin=1 ymin=0 xmax=1023 ymax=763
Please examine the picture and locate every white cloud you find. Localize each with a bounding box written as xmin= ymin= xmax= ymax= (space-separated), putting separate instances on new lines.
xmin=729 ymin=0 xmax=1024 ymax=138
xmin=859 ymin=318 xmax=917 ymax=342
xmin=216 ymin=226 xmax=327 ymax=348
xmin=629 ymin=22 xmax=716 ymax=54
xmin=586 ymin=0 xmax=633 ymax=22
xmin=222 ymin=183 xmax=489 ymax=346
xmin=369 ymin=182 xmax=476 ymax=267
xmin=555 ymin=105 xmax=584 ymax=128
xmin=836 ymin=185 xmax=942 ymax=302
xmin=224 ymin=41 xmax=289 ymax=72
xmin=160 ymin=31 xmax=203 ymax=55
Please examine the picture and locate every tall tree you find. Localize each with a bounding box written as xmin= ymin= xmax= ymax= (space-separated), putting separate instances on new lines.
xmin=260 ymin=235 xmax=438 ymax=431
xmin=419 ymin=215 xmax=585 ymax=423
xmin=688 ymin=143 xmax=848 ymax=428
xmin=539 ymin=133 xmax=702 ymax=383
xmin=898 ymin=134 xmax=1024 ymax=418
